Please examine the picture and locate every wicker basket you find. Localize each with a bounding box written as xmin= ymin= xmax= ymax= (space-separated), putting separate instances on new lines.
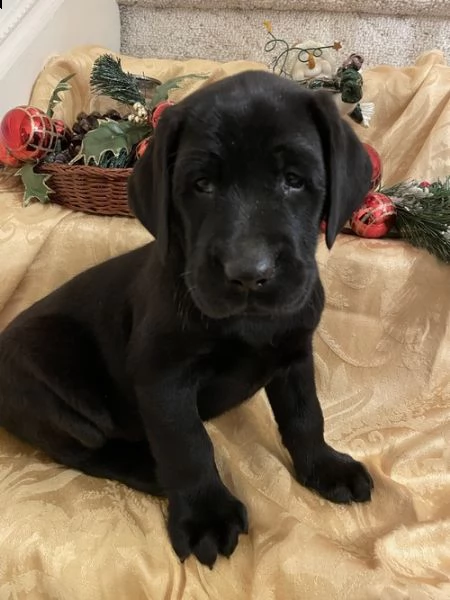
xmin=37 ymin=163 xmax=134 ymax=218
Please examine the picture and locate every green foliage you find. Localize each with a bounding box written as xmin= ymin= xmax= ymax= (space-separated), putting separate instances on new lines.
xmin=72 ymin=119 xmax=150 ymax=166
xmin=98 ymin=148 xmax=131 ymax=168
xmin=16 ymin=163 xmax=53 ymax=205
xmin=149 ymin=74 xmax=208 ymax=109
xmin=90 ymin=54 xmax=146 ymax=106
xmin=46 ymin=74 xmax=76 ymax=118
xmin=91 ymin=54 xmax=208 ymax=109
xmin=382 ymin=178 xmax=450 ymax=264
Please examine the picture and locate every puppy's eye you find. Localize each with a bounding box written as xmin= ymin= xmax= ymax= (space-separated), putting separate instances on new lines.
xmin=194 ymin=178 xmax=214 ymax=194
xmin=284 ymin=172 xmax=305 ymax=190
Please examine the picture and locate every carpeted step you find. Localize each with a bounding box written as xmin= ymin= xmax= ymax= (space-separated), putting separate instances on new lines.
xmin=118 ymin=0 xmax=450 ymax=18
xmin=118 ymin=1 xmax=449 ymax=67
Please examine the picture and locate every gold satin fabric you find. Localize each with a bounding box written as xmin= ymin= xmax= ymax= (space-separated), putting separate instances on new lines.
xmin=0 ymin=47 xmax=449 ymax=599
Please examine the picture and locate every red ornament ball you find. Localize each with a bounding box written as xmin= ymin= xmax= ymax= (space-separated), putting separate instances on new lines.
xmin=136 ymin=136 xmax=152 ymax=159
xmin=0 ymin=139 xmax=21 ymax=167
xmin=350 ymin=192 xmax=396 ymax=238
xmin=0 ymin=106 xmax=60 ymax=161
xmin=151 ymin=100 xmax=174 ymax=128
xmin=363 ymin=143 xmax=382 ymax=191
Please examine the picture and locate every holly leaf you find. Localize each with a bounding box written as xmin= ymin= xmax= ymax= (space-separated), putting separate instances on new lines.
xmin=47 ymin=73 xmax=76 ymax=118
xmin=16 ymin=163 xmax=53 ymax=206
xmin=150 ymin=74 xmax=208 ymax=109
xmin=72 ymin=120 xmax=150 ymax=166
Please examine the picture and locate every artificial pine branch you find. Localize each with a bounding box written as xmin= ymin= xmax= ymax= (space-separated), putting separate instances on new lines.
xmin=90 ymin=55 xmax=146 ymax=106
xmin=395 ymin=205 xmax=450 ymax=263
xmin=99 ymin=148 xmax=133 ymax=169
xmin=91 ymin=54 xmax=208 ymax=110
xmin=381 ymin=178 xmax=450 ymax=263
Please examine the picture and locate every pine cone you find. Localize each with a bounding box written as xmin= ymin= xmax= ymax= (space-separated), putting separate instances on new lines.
xmin=72 ymin=112 xmax=94 ymax=135
xmin=104 ymin=109 xmax=122 ymax=121
xmin=68 ymin=134 xmax=83 ymax=159
xmin=66 ymin=109 xmax=128 ymax=163
xmin=71 ymin=109 xmax=125 ymax=136
xmin=53 ymin=150 xmax=71 ymax=164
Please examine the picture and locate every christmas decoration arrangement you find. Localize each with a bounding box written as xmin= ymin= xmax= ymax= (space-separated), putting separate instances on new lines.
xmin=0 ymin=54 xmax=206 ymax=213
xmin=327 ymin=143 xmax=450 ymax=264
xmin=260 ymin=22 xmax=450 ymax=263
xmin=262 ymin=21 xmax=374 ymax=128
xmin=0 ymin=51 xmax=449 ymax=264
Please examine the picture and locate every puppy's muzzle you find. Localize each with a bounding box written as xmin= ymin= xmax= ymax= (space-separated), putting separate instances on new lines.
xmin=217 ymin=242 xmax=276 ymax=293
xmin=223 ymin=255 xmax=275 ymax=292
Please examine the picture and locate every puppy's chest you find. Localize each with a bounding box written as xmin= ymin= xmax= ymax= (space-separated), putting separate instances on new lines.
xmin=201 ymin=342 xmax=274 ymax=382
xmin=196 ymin=337 xmax=295 ymax=399
xmin=193 ymin=342 xmax=275 ymax=419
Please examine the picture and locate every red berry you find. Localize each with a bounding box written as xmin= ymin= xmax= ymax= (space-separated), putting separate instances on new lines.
xmin=151 ymin=101 xmax=174 ymax=128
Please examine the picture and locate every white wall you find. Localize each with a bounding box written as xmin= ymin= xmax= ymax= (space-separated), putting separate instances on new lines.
xmin=0 ymin=0 xmax=121 ymax=118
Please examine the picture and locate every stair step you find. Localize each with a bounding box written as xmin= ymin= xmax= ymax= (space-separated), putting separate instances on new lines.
xmin=118 ymin=0 xmax=449 ymax=18
xmin=119 ymin=3 xmax=450 ymax=67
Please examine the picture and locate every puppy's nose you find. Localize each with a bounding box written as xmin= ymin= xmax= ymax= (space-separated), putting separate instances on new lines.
xmin=224 ymin=256 xmax=275 ymax=291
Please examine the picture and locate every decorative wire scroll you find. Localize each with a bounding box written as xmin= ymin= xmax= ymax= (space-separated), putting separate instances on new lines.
xmin=262 ymin=20 xmax=342 ymax=79
xmin=261 ymin=21 xmax=371 ymax=126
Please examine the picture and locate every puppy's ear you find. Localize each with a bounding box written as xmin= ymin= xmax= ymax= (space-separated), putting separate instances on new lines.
xmin=128 ymin=105 xmax=182 ymax=261
xmin=310 ymin=91 xmax=372 ymax=249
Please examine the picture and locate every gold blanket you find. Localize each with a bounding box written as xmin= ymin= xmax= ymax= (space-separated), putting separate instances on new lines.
xmin=0 ymin=47 xmax=449 ymax=599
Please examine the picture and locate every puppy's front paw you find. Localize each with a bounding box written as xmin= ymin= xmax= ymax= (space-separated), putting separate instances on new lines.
xmin=298 ymin=445 xmax=373 ymax=504
xmin=168 ymin=485 xmax=248 ymax=567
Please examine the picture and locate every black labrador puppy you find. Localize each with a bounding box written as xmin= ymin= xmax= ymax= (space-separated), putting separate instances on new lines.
xmin=0 ymin=71 xmax=373 ymax=567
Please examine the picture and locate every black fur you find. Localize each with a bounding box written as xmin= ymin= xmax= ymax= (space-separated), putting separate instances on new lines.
xmin=0 ymin=71 xmax=373 ymax=567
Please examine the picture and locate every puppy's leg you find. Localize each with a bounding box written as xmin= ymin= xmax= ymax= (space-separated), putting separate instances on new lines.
xmin=266 ymin=337 xmax=373 ymax=504
xmin=1 ymin=370 xmax=162 ymax=495
xmin=0 ymin=320 xmax=160 ymax=494
xmin=0 ymin=315 xmax=117 ymax=437
xmin=54 ymin=437 xmax=163 ymax=495
xmin=135 ymin=380 xmax=248 ymax=567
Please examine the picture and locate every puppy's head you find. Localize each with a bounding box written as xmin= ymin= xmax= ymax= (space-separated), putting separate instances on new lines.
xmin=128 ymin=71 xmax=371 ymax=319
